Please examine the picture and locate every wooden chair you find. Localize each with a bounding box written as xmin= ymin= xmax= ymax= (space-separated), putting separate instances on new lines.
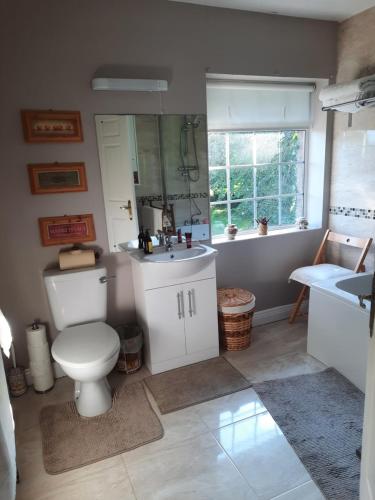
xmin=288 ymin=229 xmax=373 ymax=323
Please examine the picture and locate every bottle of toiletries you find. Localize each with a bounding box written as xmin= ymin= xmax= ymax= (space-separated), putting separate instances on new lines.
xmin=138 ymin=227 xmax=144 ymax=249
xmin=185 ymin=232 xmax=192 ymax=249
xmin=144 ymin=230 xmax=153 ymax=254
xmin=147 ymin=233 xmax=153 ymax=254
xmin=143 ymin=230 xmax=149 ymax=254
xmin=177 ymin=228 xmax=182 ymax=244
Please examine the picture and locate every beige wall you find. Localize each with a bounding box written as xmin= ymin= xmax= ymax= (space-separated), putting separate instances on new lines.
xmin=0 ymin=0 xmax=337 ymax=366
xmin=329 ymin=7 xmax=375 ymax=269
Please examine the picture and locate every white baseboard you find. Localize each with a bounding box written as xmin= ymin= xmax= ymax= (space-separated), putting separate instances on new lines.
xmin=252 ymin=300 xmax=308 ymax=327
xmin=24 ymin=361 xmax=65 ymax=386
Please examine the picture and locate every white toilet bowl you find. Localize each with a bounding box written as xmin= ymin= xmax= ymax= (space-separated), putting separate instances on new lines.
xmin=52 ymin=321 xmax=120 ymax=417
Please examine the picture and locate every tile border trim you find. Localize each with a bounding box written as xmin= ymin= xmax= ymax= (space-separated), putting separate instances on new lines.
xmin=329 ymin=206 xmax=375 ymax=220
xmin=137 ymin=193 xmax=208 ymax=203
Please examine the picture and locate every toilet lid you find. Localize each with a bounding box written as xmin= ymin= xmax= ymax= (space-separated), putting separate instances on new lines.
xmin=52 ymin=322 xmax=120 ymax=368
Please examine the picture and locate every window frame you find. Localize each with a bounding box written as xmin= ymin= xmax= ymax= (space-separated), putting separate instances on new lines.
xmin=208 ymin=127 xmax=308 ymax=236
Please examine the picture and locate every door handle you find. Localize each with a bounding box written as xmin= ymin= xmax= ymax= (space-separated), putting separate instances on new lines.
xmin=188 ymin=290 xmax=193 ymax=317
xmin=120 ymin=200 xmax=133 ymax=220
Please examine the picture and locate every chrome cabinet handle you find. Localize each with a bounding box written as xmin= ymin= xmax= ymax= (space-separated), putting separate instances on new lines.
xmin=180 ymin=291 xmax=185 ymax=319
xmin=177 ymin=292 xmax=182 ymax=319
xmin=188 ymin=290 xmax=193 ymax=317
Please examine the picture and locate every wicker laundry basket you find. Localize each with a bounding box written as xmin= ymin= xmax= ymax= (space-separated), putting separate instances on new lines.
xmin=217 ymin=288 xmax=256 ymax=351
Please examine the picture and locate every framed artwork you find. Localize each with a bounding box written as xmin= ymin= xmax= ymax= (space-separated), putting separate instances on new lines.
xmin=28 ymin=162 xmax=88 ymax=194
xmin=21 ymin=110 xmax=83 ymax=143
xmin=39 ymin=214 xmax=96 ymax=246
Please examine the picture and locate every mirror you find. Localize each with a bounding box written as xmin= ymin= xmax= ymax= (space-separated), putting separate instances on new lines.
xmin=95 ymin=114 xmax=210 ymax=252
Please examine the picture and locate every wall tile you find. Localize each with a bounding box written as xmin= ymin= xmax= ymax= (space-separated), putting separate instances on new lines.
xmin=329 ymin=6 xmax=375 ymax=268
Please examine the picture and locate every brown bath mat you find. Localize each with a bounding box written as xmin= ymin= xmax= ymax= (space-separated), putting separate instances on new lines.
xmin=40 ymin=381 xmax=163 ymax=474
xmin=144 ymin=357 xmax=251 ymax=414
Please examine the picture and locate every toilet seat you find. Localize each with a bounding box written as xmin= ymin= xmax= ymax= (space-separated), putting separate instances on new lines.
xmin=52 ymin=322 xmax=120 ymax=369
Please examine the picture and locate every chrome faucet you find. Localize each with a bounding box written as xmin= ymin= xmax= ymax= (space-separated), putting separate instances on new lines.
xmin=165 ymin=235 xmax=174 ymax=252
xmin=156 ymin=230 xmax=165 ymax=246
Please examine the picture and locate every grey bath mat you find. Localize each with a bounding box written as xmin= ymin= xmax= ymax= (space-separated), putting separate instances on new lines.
xmin=144 ymin=357 xmax=250 ymax=414
xmin=40 ymin=381 xmax=163 ymax=474
xmin=254 ymin=368 xmax=364 ymax=500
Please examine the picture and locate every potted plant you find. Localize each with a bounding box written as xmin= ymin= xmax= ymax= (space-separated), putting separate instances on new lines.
xmin=225 ymin=223 xmax=238 ymax=240
xmin=256 ymin=217 xmax=269 ymax=236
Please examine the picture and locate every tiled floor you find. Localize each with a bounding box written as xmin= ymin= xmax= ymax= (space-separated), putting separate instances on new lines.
xmin=13 ymin=318 xmax=327 ymax=500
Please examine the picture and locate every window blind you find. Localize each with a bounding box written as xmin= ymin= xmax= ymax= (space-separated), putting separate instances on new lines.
xmin=206 ymin=80 xmax=314 ymax=130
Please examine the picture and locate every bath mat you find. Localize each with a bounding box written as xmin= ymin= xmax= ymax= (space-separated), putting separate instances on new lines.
xmin=253 ymin=368 xmax=364 ymax=500
xmin=40 ymin=381 xmax=163 ymax=474
xmin=144 ymin=357 xmax=251 ymax=414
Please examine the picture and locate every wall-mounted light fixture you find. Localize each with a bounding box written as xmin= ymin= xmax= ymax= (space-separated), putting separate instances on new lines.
xmin=91 ymin=78 xmax=168 ymax=92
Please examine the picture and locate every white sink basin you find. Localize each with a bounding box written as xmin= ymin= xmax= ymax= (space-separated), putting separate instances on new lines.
xmin=128 ymin=243 xmax=218 ymax=287
xmin=144 ymin=246 xmax=207 ymax=263
xmin=336 ymin=273 xmax=373 ymax=297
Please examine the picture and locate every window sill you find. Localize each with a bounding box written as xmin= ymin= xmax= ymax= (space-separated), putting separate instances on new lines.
xmin=211 ymin=226 xmax=322 ymax=245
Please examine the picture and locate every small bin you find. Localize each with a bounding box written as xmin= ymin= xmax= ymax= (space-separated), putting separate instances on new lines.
xmin=7 ymin=367 xmax=27 ymax=397
xmin=217 ymin=288 xmax=255 ymax=351
xmin=115 ymin=324 xmax=143 ymax=374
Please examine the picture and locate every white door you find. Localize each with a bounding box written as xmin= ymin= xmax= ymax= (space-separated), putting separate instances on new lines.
xmin=145 ymin=284 xmax=186 ymax=364
xmin=95 ymin=115 xmax=139 ymax=252
xmin=184 ymin=278 xmax=219 ymax=355
xmin=360 ymin=285 xmax=375 ymax=500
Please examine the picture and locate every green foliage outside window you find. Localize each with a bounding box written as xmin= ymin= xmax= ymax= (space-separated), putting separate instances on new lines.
xmin=209 ymin=130 xmax=305 ymax=235
xmin=208 ymin=133 xmax=226 ymax=166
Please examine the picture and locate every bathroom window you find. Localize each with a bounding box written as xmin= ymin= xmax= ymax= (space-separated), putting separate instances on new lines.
xmin=208 ymin=130 xmax=306 ymax=237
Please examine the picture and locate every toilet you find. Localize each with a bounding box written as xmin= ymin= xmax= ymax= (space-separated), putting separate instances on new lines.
xmin=44 ymin=266 xmax=120 ymax=417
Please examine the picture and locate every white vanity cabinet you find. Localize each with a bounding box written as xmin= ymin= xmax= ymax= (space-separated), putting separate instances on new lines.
xmin=130 ymin=249 xmax=219 ymax=374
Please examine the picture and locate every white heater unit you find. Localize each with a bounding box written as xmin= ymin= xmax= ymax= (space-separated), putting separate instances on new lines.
xmin=91 ymin=77 xmax=168 ymax=92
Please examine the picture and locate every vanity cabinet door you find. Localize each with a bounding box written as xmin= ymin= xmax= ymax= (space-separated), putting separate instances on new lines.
xmin=144 ymin=284 xmax=187 ymax=364
xmin=184 ymin=278 xmax=219 ymax=355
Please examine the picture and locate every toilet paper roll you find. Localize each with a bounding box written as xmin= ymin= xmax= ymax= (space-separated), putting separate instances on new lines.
xmin=30 ymin=358 xmax=52 ymax=372
xmin=28 ymin=342 xmax=50 ymax=356
xmin=28 ymin=339 xmax=49 ymax=351
xmin=28 ymin=343 xmax=49 ymax=357
xmin=30 ymin=362 xmax=53 ymax=378
xmin=26 ymin=323 xmax=54 ymax=392
xmin=26 ymin=341 xmax=48 ymax=353
xmin=26 ymin=327 xmax=48 ymax=347
xmin=31 ymin=372 xmax=54 ymax=392
xmin=59 ymin=249 xmax=95 ymax=271
xmin=26 ymin=324 xmax=48 ymax=344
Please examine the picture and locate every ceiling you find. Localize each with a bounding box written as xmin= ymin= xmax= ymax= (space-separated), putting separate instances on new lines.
xmin=169 ymin=0 xmax=375 ymax=21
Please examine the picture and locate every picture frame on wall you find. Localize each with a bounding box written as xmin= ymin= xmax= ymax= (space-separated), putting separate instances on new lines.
xmin=28 ymin=162 xmax=88 ymax=194
xmin=39 ymin=214 xmax=96 ymax=246
xmin=21 ymin=109 xmax=83 ymax=143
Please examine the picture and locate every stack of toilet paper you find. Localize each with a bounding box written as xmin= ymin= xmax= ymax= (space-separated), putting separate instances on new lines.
xmin=26 ymin=323 xmax=54 ymax=392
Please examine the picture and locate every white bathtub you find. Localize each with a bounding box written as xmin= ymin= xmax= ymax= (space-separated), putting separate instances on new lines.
xmin=307 ymin=272 xmax=372 ymax=392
